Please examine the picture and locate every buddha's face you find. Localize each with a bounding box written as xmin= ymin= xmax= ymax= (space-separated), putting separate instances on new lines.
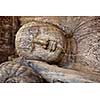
xmin=16 ymin=22 xmax=67 ymax=63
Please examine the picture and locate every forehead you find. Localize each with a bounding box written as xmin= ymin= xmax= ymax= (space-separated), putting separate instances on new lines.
xmin=28 ymin=25 xmax=63 ymax=38
xmin=28 ymin=25 xmax=48 ymax=33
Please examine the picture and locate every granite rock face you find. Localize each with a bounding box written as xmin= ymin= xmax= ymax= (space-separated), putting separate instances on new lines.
xmin=0 ymin=16 xmax=20 ymax=64
xmin=0 ymin=16 xmax=100 ymax=83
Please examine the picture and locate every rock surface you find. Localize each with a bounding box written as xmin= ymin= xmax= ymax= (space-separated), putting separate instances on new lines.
xmin=0 ymin=16 xmax=100 ymax=83
xmin=0 ymin=16 xmax=20 ymax=64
